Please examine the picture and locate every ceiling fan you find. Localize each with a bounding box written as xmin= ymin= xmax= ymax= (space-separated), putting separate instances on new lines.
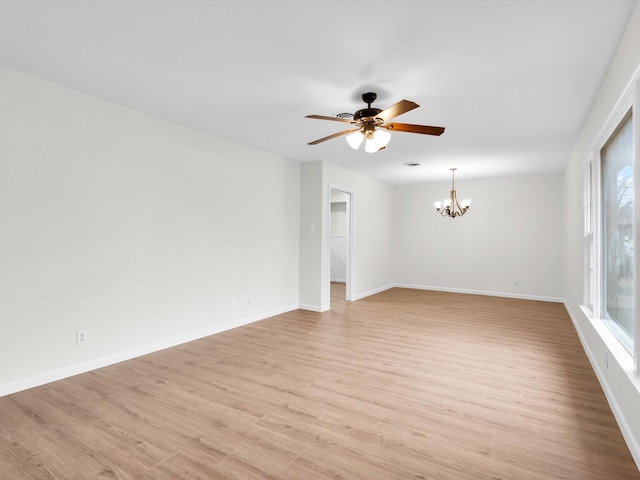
xmin=305 ymin=92 xmax=445 ymax=153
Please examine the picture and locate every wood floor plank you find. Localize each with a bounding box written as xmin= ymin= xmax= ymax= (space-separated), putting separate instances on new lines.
xmin=1 ymin=285 xmax=638 ymax=479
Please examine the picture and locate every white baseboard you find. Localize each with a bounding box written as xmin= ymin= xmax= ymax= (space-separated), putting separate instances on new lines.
xmin=351 ymin=283 xmax=394 ymax=301
xmin=393 ymin=283 xmax=564 ymax=303
xmin=337 ymin=283 xmax=562 ymax=304
xmin=0 ymin=304 xmax=298 ymax=398
xmin=564 ymin=302 xmax=640 ymax=471
xmin=298 ymin=303 xmax=329 ymax=312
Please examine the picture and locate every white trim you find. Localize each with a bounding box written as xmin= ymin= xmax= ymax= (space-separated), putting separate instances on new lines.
xmin=347 ymin=192 xmax=354 ymax=302
xmin=0 ymin=304 xmax=298 ymax=398
xmin=394 ymin=283 xmax=564 ymax=303
xmin=584 ymin=154 xmax=595 ymax=309
xmin=591 ymin=63 xmax=638 ymax=362
xmin=579 ymin=305 xmax=635 ymax=370
xmin=298 ymin=303 xmax=328 ymax=312
xmin=635 ymin=76 xmax=640 ymax=371
xmin=351 ymin=283 xmax=394 ymax=301
xmin=328 ymin=185 xmax=355 ymax=304
xmin=346 ymin=283 xmax=563 ymax=304
xmin=566 ymin=302 xmax=640 ymax=471
xmin=594 ymin=63 xmax=640 ymax=149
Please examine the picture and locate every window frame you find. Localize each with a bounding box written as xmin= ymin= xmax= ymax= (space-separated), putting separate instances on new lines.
xmin=601 ymin=109 xmax=634 ymax=353
xmin=585 ymin=156 xmax=595 ymax=311
xmin=586 ymin=72 xmax=639 ymax=369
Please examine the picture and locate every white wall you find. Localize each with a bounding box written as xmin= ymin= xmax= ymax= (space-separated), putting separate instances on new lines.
xmin=330 ymin=200 xmax=347 ymax=235
xmin=298 ymin=160 xmax=395 ymax=310
xmin=563 ymin=3 xmax=640 ymax=468
xmin=298 ymin=161 xmax=323 ymax=310
xmin=0 ymin=68 xmax=300 ymax=394
xmin=394 ymin=174 xmax=564 ymax=300
xmin=323 ymin=161 xmax=395 ymax=304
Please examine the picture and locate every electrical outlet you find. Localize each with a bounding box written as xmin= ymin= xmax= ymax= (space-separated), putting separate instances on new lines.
xmin=77 ymin=330 xmax=87 ymax=345
xmin=513 ymin=279 xmax=519 ymax=287
xmin=432 ymin=274 xmax=436 ymax=280
xmin=230 ymin=300 xmax=236 ymax=310
xmin=247 ymin=297 xmax=252 ymax=305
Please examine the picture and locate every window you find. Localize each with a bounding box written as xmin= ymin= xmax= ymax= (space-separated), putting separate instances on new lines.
xmin=585 ymin=160 xmax=595 ymax=310
xmin=600 ymin=110 xmax=634 ymax=354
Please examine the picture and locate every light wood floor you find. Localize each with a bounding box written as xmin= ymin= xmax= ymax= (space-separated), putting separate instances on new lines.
xmin=1 ymin=286 xmax=639 ymax=479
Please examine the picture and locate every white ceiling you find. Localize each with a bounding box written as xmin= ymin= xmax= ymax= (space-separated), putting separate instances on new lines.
xmin=0 ymin=0 xmax=636 ymax=184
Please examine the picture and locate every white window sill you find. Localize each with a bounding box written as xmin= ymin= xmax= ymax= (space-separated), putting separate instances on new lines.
xmin=580 ymin=305 xmax=635 ymax=372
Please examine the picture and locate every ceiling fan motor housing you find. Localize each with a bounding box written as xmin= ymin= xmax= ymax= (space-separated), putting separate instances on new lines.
xmin=353 ymin=107 xmax=383 ymax=122
xmin=354 ymin=92 xmax=383 ymax=125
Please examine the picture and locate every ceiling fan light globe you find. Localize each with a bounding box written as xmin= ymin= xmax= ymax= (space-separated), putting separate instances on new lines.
xmin=461 ymin=199 xmax=471 ymax=208
xmin=346 ymin=131 xmax=363 ymax=150
xmin=364 ymin=129 xmax=391 ymax=153
xmin=364 ymin=138 xmax=379 ymax=153
xmin=443 ymin=199 xmax=452 ymax=207
xmin=434 ymin=201 xmax=442 ymax=209
xmin=376 ymin=129 xmax=391 ymax=148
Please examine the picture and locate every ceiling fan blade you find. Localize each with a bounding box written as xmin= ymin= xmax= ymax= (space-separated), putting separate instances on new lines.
xmin=308 ymin=128 xmax=360 ymax=145
xmin=305 ymin=114 xmax=354 ymax=123
xmin=376 ymin=100 xmax=419 ymax=122
xmin=385 ymin=123 xmax=445 ymax=136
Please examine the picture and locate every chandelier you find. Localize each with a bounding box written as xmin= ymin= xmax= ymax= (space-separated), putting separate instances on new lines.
xmin=434 ymin=168 xmax=471 ymax=218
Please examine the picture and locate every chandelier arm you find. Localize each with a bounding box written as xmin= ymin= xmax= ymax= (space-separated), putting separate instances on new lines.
xmin=452 ymin=189 xmax=464 ymax=216
xmin=448 ymin=189 xmax=459 ymax=217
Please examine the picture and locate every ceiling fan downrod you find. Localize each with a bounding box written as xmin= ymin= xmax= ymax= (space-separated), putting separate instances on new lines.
xmin=354 ymin=92 xmax=383 ymax=122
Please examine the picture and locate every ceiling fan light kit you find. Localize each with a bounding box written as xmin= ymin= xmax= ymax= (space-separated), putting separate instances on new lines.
xmin=435 ymin=168 xmax=471 ymax=219
xmin=347 ymin=127 xmax=391 ymax=152
xmin=365 ymin=129 xmax=391 ymax=152
xmin=306 ymin=92 xmax=445 ymax=153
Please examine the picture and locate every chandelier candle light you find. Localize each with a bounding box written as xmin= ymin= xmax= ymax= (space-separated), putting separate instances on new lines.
xmin=434 ymin=168 xmax=471 ymax=218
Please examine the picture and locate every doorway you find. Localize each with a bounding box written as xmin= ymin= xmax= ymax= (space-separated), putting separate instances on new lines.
xmin=329 ymin=188 xmax=352 ymax=309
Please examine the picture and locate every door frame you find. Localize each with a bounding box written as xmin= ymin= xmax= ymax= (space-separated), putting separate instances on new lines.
xmin=328 ymin=185 xmax=354 ymax=305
